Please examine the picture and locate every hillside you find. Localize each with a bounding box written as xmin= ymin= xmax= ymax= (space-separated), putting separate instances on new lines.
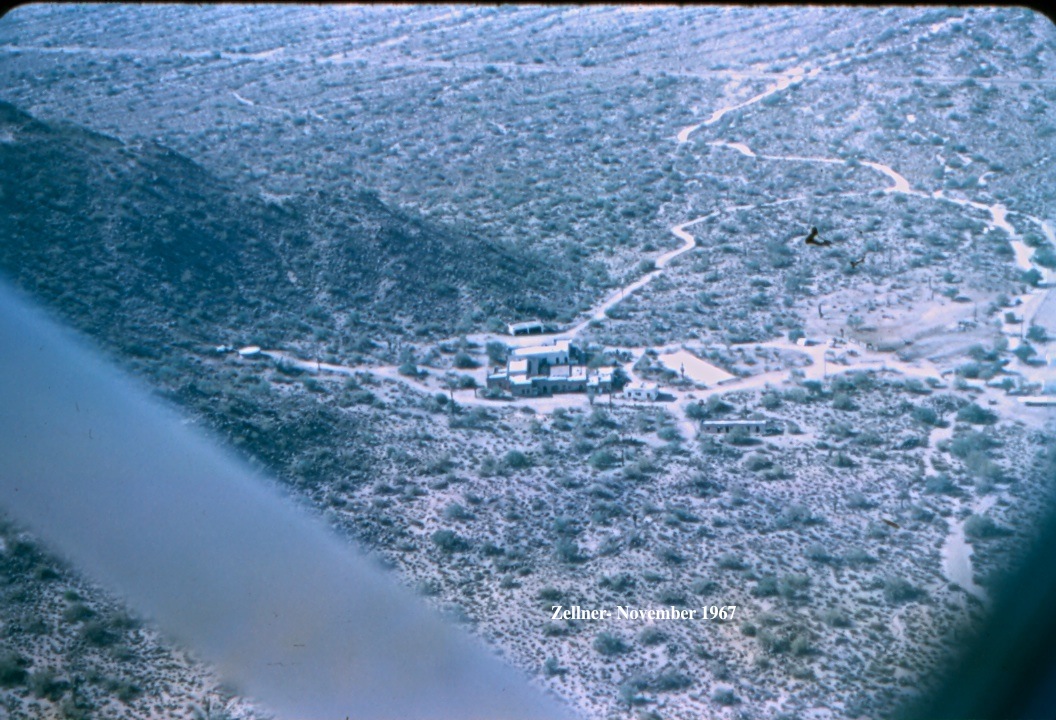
xmin=0 ymin=100 xmax=586 ymax=356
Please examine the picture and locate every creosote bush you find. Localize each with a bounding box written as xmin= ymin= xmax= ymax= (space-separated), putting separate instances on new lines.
xmin=594 ymin=632 xmax=630 ymax=656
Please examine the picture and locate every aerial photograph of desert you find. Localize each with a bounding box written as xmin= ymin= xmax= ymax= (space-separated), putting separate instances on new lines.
xmin=1 ymin=4 xmax=1055 ymax=719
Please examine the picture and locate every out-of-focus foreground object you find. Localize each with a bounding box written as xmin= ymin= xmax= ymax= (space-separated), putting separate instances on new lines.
xmin=0 ymin=279 xmax=570 ymax=720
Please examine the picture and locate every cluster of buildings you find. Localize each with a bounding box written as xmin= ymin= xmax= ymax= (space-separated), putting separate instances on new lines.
xmin=486 ymin=339 xmax=618 ymax=397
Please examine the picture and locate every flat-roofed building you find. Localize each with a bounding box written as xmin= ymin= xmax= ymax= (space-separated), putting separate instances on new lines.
xmin=511 ymin=340 xmax=572 ymax=375
xmin=485 ymin=342 xmax=615 ymax=396
xmin=507 ymin=320 xmax=545 ymax=336
xmin=700 ymin=419 xmax=772 ymax=435
xmin=624 ymin=381 xmax=659 ymax=401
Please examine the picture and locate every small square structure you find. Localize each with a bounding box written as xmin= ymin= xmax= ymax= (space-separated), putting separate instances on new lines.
xmin=624 ymin=382 xmax=659 ymax=401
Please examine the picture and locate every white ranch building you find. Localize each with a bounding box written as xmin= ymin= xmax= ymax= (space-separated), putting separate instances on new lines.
xmin=486 ymin=340 xmax=615 ymax=397
xmin=623 ymin=382 xmax=659 ymax=401
xmin=507 ymin=320 xmax=546 ymax=336
xmin=700 ymin=419 xmax=773 ymax=435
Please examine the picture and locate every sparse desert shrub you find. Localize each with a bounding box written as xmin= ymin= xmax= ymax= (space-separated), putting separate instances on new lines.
xmin=431 ymin=529 xmax=470 ymax=554
xmin=791 ymin=635 xmax=814 ymax=656
xmin=853 ymin=431 xmax=884 ymax=447
xmin=707 ymin=396 xmax=734 ymax=414
xmin=666 ymin=505 xmax=699 ymax=523
xmin=589 ymin=449 xmax=619 ymax=470
xmin=1027 ymin=324 xmax=1049 ymax=342
xmin=689 ymin=473 xmax=724 ymax=497
xmin=685 ymin=401 xmax=707 ymax=420
xmin=451 ymin=407 xmax=495 ymax=429
xmin=600 ymin=573 xmax=636 ymax=592
xmin=903 ymin=378 xmax=932 ymax=395
xmin=542 ymin=622 xmax=567 ymax=637
xmin=538 ymin=586 xmax=563 ymax=602
xmin=1014 ymin=343 xmax=1038 ymax=363
xmin=965 ymin=451 xmax=1005 ymax=482
xmin=1023 ymin=268 xmax=1043 ymax=286
xmin=657 ymin=426 xmax=682 ymax=442
xmin=691 ymin=579 xmax=718 ymax=596
xmin=924 ymin=473 xmax=961 ymax=495
xmin=775 ymin=503 xmax=820 ymax=528
xmin=347 ymin=389 xmax=377 ymax=405
xmin=805 ymin=543 xmax=833 ymax=563
xmin=826 ymin=421 xmax=856 ymax=439
xmin=745 ymin=453 xmax=773 ymax=471
xmin=910 ymin=505 xmax=935 ymax=522
xmin=847 ymin=492 xmax=875 ymax=509
xmin=60 ymin=691 xmax=95 ymax=720
xmin=639 ymin=626 xmax=668 ymax=646
xmin=712 ymin=688 xmax=740 ymax=706
xmin=63 ymin=602 xmax=95 ymax=623
xmin=623 ymin=458 xmax=658 ymax=481
xmin=883 ymin=576 xmax=924 ymax=604
xmin=656 ymin=587 xmax=686 ymax=605
xmin=758 ymin=629 xmax=790 ymax=655
xmin=717 ymin=553 xmax=746 ymax=570
xmin=443 ymin=503 xmax=474 ymax=521
xmin=761 ymin=465 xmax=788 ymax=480
xmin=555 ymin=538 xmax=587 ymax=564
xmin=753 ymin=575 xmax=779 ymax=597
xmin=618 ymin=675 xmax=650 ymax=706
xmin=594 ymin=632 xmax=630 ymax=656
xmin=832 ymin=392 xmax=857 ymax=410
xmin=866 ymin=521 xmax=891 ymax=539
xmin=657 ymin=547 xmax=685 ymax=566
xmin=779 ymin=573 xmax=811 ymax=603
xmin=653 ymin=670 xmax=692 ymax=692
xmin=803 ymin=379 xmax=825 ymax=397
xmin=29 ymin=669 xmax=68 ymax=701
xmin=543 ymin=657 xmax=567 ymax=677
xmin=486 ymin=341 xmax=508 ymax=365
xmin=503 ymin=449 xmax=531 ymax=469
xmin=822 ymin=608 xmax=851 ymax=627
xmin=831 ymin=451 xmax=856 ymax=468
xmin=481 ymin=386 xmax=506 ymax=400
xmin=453 ymin=352 xmax=479 ymax=369
xmin=81 ymin=619 xmax=119 ymax=647
xmin=0 ymin=652 xmax=29 ymax=687
xmin=957 ymin=403 xmax=997 ymax=424
xmin=553 ymin=516 xmax=580 ymax=537
xmin=964 ymin=514 xmax=1010 ymax=539
xmin=950 ymin=430 xmax=999 ymax=459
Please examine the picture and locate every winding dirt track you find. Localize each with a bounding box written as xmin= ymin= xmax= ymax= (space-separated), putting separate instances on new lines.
xmin=244 ymin=28 xmax=1056 ymax=603
xmin=266 ymin=40 xmax=1052 ymax=420
xmin=258 ymin=39 xmax=1052 ymax=575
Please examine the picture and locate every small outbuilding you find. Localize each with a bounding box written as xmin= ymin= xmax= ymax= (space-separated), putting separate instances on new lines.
xmin=700 ymin=419 xmax=771 ymax=435
xmin=624 ymin=382 xmax=659 ymax=402
xmin=507 ymin=320 xmax=545 ymax=336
